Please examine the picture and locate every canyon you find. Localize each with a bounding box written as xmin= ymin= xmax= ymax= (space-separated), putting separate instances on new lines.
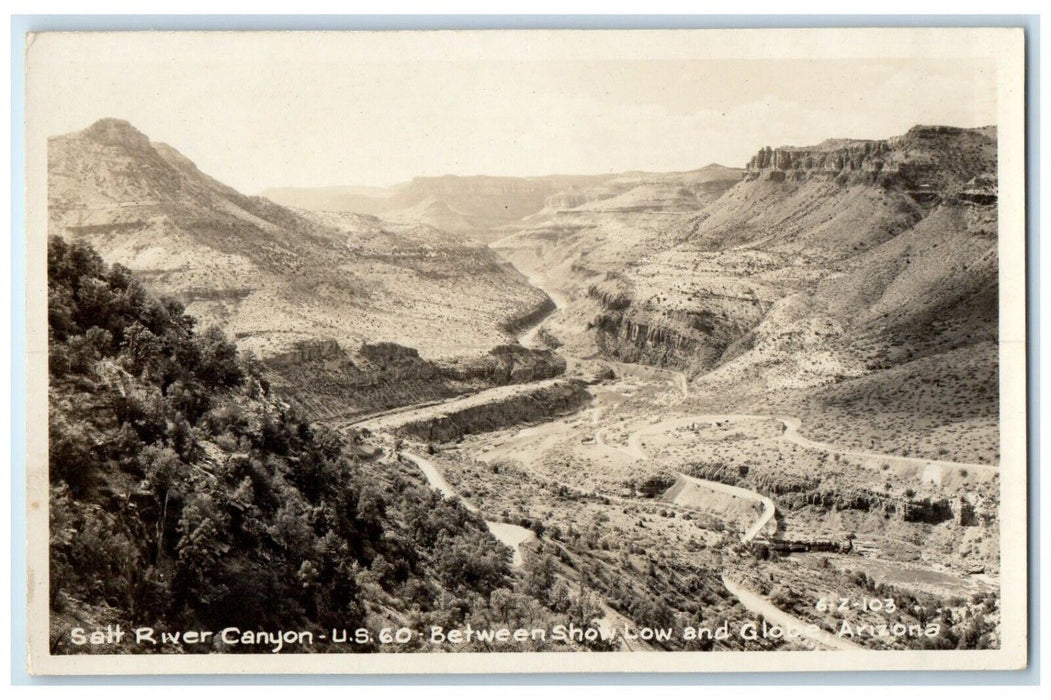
xmin=491 ymin=124 xmax=999 ymax=464
xmin=48 ymin=119 xmax=1002 ymax=653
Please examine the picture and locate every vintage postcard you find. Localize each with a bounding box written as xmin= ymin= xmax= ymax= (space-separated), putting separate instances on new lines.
xmin=23 ymin=27 xmax=1027 ymax=674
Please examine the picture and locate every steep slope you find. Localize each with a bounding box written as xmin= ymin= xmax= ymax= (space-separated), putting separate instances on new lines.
xmin=49 ymin=119 xmax=552 ymax=361
xmin=47 ymin=238 xmax=584 ymax=654
xmin=49 ymin=120 xmax=559 ymax=418
xmin=694 ymin=125 xmax=997 ymax=389
xmin=494 ymin=126 xmax=999 ymax=462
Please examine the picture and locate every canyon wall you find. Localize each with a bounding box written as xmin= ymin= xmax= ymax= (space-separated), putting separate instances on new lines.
xmin=744 ymin=125 xmax=999 ymax=204
xmin=586 ymin=278 xmax=767 ymax=375
xmin=498 ymin=296 xmax=557 ymax=336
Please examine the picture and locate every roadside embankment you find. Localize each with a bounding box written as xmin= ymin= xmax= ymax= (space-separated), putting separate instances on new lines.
xmin=384 ymin=379 xmax=592 ymax=442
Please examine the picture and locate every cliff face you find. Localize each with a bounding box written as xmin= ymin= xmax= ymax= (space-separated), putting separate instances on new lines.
xmin=498 ymin=296 xmax=557 ymax=336
xmin=266 ymin=339 xmax=567 ymax=423
xmin=744 ymin=125 xmax=998 ymax=201
xmin=265 ymin=338 xmax=343 ymax=366
xmin=588 ymin=289 xmax=767 ymax=374
xmin=581 ymin=257 xmax=773 ymax=375
xmin=587 ymin=279 xmax=633 ymax=311
xmin=746 ymin=139 xmax=889 ymax=179
xmin=593 ymin=313 xmax=706 ymax=371
xmin=544 ymin=189 xmax=617 ymax=210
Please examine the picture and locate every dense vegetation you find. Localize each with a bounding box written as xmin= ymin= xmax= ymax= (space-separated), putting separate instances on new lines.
xmin=48 ymin=237 xmax=578 ymax=653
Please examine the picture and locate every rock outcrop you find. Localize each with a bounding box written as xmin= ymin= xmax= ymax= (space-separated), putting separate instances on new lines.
xmin=499 ymin=296 xmax=557 ymax=336
xmin=266 ymin=338 xmax=343 ymax=367
xmin=395 ymin=379 xmax=591 ymax=442
xmin=592 ymin=313 xmax=710 ymax=371
xmin=586 ymin=275 xmax=768 ymax=374
xmin=83 ymin=118 xmax=152 ymax=152
xmin=587 ymin=278 xmax=633 ymax=311
xmin=686 ymin=461 xmax=958 ymax=524
xmin=746 ymin=140 xmax=891 ymax=178
xmin=744 ymin=125 xmax=998 ymax=199
xmin=267 ymin=339 xmax=567 ymax=423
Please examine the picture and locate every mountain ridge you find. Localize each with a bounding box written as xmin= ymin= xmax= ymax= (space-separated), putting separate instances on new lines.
xmin=262 ymin=165 xmax=745 ymax=243
xmin=49 ymin=118 xmax=565 ymax=420
xmin=491 ymin=123 xmax=998 ymax=463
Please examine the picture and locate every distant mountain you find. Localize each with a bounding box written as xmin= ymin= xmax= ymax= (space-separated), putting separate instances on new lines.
xmin=48 ymin=119 xmax=551 ymax=364
xmin=262 ymin=168 xmax=744 ymax=243
xmin=262 ymin=174 xmax=610 ymax=243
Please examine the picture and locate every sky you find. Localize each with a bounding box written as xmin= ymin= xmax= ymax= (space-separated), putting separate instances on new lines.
xmin=27 ymin=31 xmax=999 ymax=193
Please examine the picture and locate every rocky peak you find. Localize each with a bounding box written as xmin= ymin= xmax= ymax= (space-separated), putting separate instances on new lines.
xmin=83 ymin=118 xmax=152 ymax=153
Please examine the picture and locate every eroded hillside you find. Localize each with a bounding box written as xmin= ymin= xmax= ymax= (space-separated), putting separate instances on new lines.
xmin=493 ymin=126 xmax=998 ymax=463
xmin=48 ymin=119 xmax=559 ymax=418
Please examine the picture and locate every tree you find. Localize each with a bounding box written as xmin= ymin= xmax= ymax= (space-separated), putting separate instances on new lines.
xmin=197 ymin=325 xmax=244 ymax=389
xmin=140 ymin=445 xmax=183 ymax=562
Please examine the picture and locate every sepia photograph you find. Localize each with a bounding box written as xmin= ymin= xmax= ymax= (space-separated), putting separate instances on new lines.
xmin=22 ymin=27 xmax=1028 ymax=674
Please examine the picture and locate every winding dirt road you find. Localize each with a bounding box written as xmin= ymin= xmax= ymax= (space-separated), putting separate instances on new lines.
xmin=777 ymin=416 xmax=998 ymax=477
xmin=628 ymin=413 xmax=996 ymax=479
xmin=402 ymin=451 xmax=535 ymax=567
xmin=609 ymin=414 xmax=874 ymax=650
xmin=495 ymin=265 xmax=870 ymax=650
xmin=373 ymin=267 xmax=995 ymax=652
xmin=616 ymin=415 xmax=777 ymax=543
xmin=721 ymin=576 xmax=863 ymax=651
